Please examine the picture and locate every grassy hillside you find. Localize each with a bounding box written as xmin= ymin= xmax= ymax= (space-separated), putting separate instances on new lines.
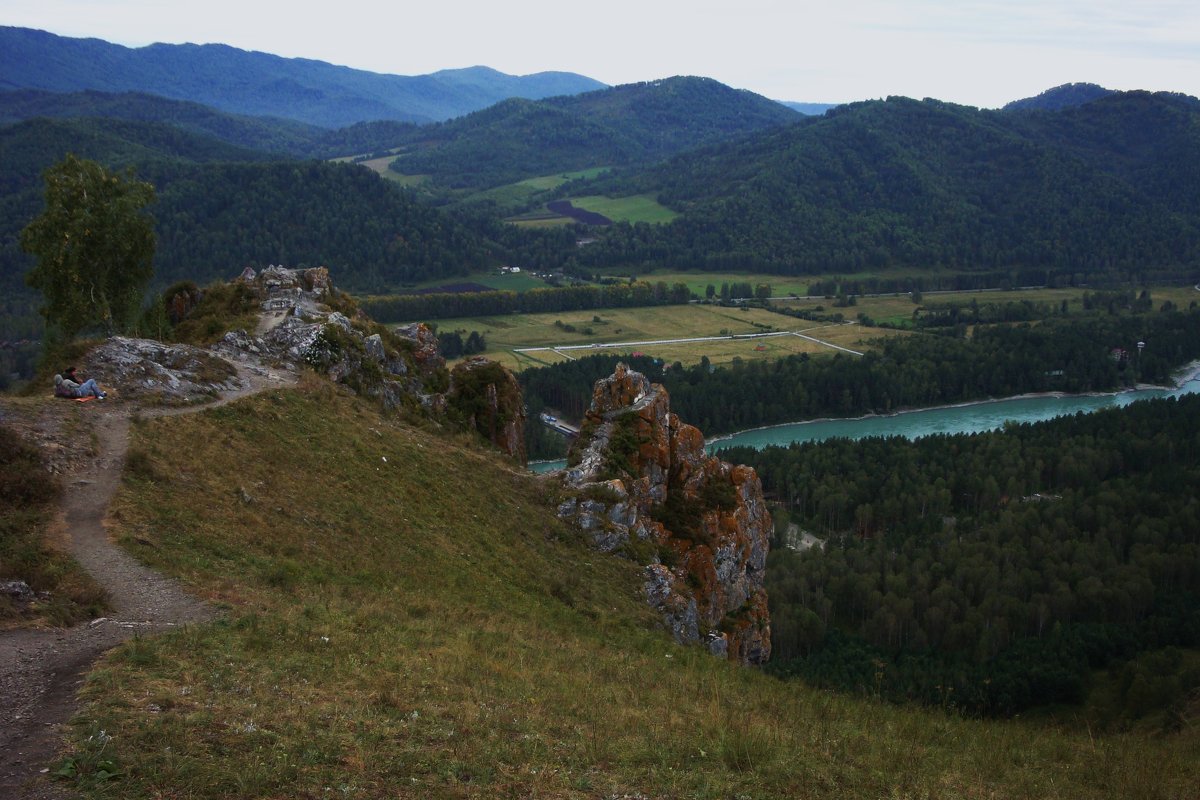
xmin=55 ymin=375 xmax=1199 ymax=798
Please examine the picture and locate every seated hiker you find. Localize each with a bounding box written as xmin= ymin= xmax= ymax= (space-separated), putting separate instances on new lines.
xmin=53 ymin=366 xmax=106 ymax=399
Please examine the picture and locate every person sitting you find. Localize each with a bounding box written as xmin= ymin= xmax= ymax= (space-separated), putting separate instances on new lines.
xmin=53 ymin=366 xmax=107 ymax=399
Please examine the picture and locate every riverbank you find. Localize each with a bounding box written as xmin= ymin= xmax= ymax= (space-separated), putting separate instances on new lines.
xmin=528 ymin=361 xmax=1200 ymax=472
xmin=704 ymin=360 xmax=1200 ymax=448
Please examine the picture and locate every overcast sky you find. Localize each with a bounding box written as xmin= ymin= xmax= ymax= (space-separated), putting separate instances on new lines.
xmin=5 ymin=0 xmax=1199 ymax=107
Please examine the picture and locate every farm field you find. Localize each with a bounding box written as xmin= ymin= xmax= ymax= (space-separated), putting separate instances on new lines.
xmin=432 ymin=304 xmax=905 ymax=371
xmin=793 ymin=284 xmax=1200 ymax=327
xmin=359 ymin=155 xmax=429 ymax=186
xmin=469 ymin=168 xmax=610 ymax=210
xmin=567 ymin=193 xmax=678 ymax=223
xmin=508 ymin=192 xmax=677 ymax=227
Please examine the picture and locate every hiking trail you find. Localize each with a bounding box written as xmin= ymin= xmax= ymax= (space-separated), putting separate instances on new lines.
xmin=0 ymin=358 xmax=293 ymax=799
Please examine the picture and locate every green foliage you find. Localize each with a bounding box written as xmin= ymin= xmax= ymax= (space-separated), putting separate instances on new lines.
xmin=21 ymin=154 xmax=156 ymax=337
xmin=572 ymin=92 xmax=1200 ymax=276
xmin=519 ymin=310 xmax=1200 ymax=437
xmin=597 ymin=411 xmax=642 ymax=481
xmin=165 ymin=281 xmax=259 ymax=345
xmin=387 ymin=77 xmax=798 ymax=191
xmin=740 ymin=394 xmax=1200 ymax=715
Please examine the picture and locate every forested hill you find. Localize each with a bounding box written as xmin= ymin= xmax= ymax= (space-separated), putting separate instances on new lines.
xmin=388 ymin=76 xmax=801 ymax=189
xmin=0 ymin=26 xmax=606 ymax=127
xmin=0 ymin=89 xmax=327 ymax=156
xmin=572 ymin=91 xmax=1200 ymax=276
xmin=0 ymin=89 xmax=427 ymax=158
xmin=1002 ymin=82 xmax=1115 ymax=112
xmin=0 ymin=117 xmax=505 ymax=296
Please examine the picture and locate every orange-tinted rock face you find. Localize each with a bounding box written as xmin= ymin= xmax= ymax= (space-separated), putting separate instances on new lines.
xmin=558 ymin=363 xmax=771 ymax=665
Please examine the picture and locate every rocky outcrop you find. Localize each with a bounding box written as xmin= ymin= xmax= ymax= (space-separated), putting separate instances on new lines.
xmin=84 ymin=337 xmax=246 ymax=405
xmin=217 ymin=266 xmax=451 ymax=412
xmin=218 ymin=266 xmax=522 ymax=459
xmin=448 ymin=357 xmax=526 ymax=463
xmin=556 ymin=364 xmax=771 ymax=665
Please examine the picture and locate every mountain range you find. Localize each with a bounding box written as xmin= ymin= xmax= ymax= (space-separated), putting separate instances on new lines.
xmin=4 ymin=25 xmax=1200 ymax=309
xmin=0 ymin=26 xmax=607 ymax=127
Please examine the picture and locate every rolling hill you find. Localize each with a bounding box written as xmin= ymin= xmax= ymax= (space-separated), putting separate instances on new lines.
xmin=387 ymin=76 xmax=802 ymax=190
xmin=0 ymin=26 xmax=606 ymax=127
xmin=567 ymin=90 xmax=1200 ymax=278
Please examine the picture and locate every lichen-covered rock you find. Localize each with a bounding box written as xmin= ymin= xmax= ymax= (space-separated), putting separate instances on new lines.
xmin=396 ymin=323 xmax=444 ymax=376
xmin=448 ymin=357 xmax=526 ymax=463
xmin=558 ymin=363 xmax=771 ymax=665
xmin=215 ymin=267 xmax=448 ymax=411
xmin=83 ymin=337 xmax=246 ymax=405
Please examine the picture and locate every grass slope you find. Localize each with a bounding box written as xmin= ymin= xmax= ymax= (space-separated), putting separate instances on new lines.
xmin=58 ymin=376 xmax=1199 ymax=798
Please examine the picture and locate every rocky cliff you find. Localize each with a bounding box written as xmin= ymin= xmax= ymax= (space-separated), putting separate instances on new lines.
xmin=556 ymin=364 xmax=771 ymax=665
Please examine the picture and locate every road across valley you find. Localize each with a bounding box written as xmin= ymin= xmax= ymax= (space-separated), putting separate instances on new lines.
xmin=513 ymin=323 xmax=864 ymax=358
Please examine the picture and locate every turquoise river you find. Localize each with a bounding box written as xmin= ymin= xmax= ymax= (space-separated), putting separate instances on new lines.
xmin=528 ymin=370 xmax=1200 ymax=473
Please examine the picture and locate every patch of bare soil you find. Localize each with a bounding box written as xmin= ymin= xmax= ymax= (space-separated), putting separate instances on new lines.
xmin=0 ymin=356 xmax=294 ymax=798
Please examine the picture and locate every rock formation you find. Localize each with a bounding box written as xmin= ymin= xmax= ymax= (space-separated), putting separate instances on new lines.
xmin=556 ymin=364 xmax=771 ymax=665
xmin=448 ymin=357 xmax=526 ymax=463
xmin=218 ymin=266 xmax=523 ymax=459
xmin=84 ymin=337 xmax=247 ymax=405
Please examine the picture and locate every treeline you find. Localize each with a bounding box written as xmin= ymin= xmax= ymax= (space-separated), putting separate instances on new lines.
xmin=518 ymin=310 xmax=1200 ymax=437
xmin=723 ymin=394 xmax=1200 ymax=716
xmin=362 ymin=280 xmax=693 ymax=323
xmin=436 ymin=329 xmax=486 ymax=359
xmin=801 ymin=269 xmax=1196 ymax=297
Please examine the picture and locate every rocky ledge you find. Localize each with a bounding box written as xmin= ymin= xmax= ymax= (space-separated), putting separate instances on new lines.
xmin=556 ymin=364 xmax=771 ymax=665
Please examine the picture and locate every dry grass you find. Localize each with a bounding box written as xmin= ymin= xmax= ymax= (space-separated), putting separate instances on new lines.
xmin=51 ymin=379 xmax=1200 ymax=798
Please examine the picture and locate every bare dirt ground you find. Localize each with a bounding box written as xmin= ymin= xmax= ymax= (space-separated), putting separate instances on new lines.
xmin=0 ymin=359 xmax=293 ymax=799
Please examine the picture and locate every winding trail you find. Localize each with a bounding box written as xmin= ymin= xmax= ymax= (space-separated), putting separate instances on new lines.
xmin=0 ymin=361 xmax=293 ymax=799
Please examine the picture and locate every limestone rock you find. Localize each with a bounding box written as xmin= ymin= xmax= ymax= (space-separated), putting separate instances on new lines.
xmin=558 ymin=363 xmax=771 ymax=665
xmin=84 ymin=337 xmax=246 ymax=405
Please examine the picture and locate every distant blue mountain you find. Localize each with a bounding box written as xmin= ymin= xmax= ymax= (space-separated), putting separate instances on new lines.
xmin=0 ymin=26 xmax=607 ymax=128
xmin=779 ymin=101 xmax=838 ymax=115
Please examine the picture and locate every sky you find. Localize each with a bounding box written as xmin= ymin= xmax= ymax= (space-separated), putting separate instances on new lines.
xmin=5 ymin=0 xmax=1200 ymax=107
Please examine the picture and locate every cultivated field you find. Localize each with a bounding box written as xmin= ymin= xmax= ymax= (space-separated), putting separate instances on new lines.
xmin=508 ymin=192 xmax=677 ymax=227
xmin=433 ymin=304 xmax=904 ymax=371
xmin=471 ymin=168 xmax=610 ymax=210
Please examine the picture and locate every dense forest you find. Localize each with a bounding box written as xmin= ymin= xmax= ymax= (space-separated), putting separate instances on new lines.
xmin=520 ymin=308 xmax=1200 ymax=438
xmin=0 ymin=117 xmax=510 ymax=307
xmin=388 ymin=77 xmax=800 ymax=191
xmin=567 ymin=92 xmax=1200 ymax=276
xmin=721 ymin=395 xmax=1200 ymax=718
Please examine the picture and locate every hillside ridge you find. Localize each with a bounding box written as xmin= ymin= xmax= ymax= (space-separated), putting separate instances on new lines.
xmin=0 ymin=26 xmax=607 ymax=127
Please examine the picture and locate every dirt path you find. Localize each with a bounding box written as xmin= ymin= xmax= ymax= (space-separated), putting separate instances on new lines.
xmin=0 ymin=361 xmax=293 ymax=799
